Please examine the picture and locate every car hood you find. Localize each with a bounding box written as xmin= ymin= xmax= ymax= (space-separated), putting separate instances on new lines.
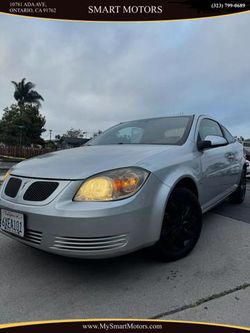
xmin=10 ymin=145 xmax=180 ymax=180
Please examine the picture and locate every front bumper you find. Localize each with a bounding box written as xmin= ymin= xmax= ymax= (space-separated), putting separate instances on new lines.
xmin=0 ymin=174 xmax=169 ymax=258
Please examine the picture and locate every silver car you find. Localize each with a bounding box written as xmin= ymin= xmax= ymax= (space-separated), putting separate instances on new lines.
xmin=0 ymin=114 xmax=246 ymax=261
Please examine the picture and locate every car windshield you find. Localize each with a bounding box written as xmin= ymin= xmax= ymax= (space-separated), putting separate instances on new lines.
xmin=87 ymin=116 xmax=193 ymax=146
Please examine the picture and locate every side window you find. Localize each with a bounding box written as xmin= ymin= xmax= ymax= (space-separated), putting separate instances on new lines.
xmin=198 ymin=119 xmax=224 ymax=141
xmin=221 ymin=126 xmax=235 ymax=144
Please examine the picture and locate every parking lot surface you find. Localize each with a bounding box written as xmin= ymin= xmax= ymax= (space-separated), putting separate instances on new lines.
xmin=0 ymin=163 xmax=249 ymax=327
xmin=214 ymin=184 xmax=250 ymax=225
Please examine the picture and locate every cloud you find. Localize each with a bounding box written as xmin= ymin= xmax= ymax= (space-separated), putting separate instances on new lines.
xmin=0 ymin=13 xmax=250 ymax=139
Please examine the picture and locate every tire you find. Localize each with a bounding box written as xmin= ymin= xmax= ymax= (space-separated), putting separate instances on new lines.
xmin=229 ymin=168 xmax=246 ymax=204
xmin=156 ymin=187 xmax=202 ymax=262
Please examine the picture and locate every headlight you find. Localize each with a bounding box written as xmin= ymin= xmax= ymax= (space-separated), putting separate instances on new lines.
xmin=74 ymin=167 xmax=149 ymax=201
xmin=1 ymin=169 xmax=11 ymax=183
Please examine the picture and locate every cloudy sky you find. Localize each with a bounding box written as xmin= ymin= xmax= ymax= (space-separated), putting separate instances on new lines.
xmin=0 ymin=13 xmax=250 ymax=139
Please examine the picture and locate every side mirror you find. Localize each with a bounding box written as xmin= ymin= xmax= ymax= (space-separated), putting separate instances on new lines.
xmin=205 ymin=135 xmax=227 ymax=146
xmin=198 ymin=135 xmax=227 ymax=150
xmin=197 ymin=140 xmax=212 ymax=150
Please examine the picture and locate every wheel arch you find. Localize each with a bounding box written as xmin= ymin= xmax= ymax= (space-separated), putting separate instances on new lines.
xmin=243 ymin=162 xmax=247 ymax=173
xmin=150 ymin=174 xmax=200 ymax=243
xmin=155 ymin=180 xmax=202 ymax=261
xmin=156 ymin=176 xmax=200 ymax=234
xmin=173 ymin=177 xmax=199 ymax=199
xmin=159 ymin=175 xmax=200 ymax=218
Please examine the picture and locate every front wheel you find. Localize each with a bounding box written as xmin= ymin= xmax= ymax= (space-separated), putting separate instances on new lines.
xmin=156 ymin=187 xmax=202 ymax=262
xmin=229 ymin=168 xmax=246 ymax=204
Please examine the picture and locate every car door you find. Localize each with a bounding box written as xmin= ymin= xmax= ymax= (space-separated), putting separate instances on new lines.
xmin=197 ymin=118 xmax=238 ymax=209
xmin=221 ymin=124 xmax=242 ymax=183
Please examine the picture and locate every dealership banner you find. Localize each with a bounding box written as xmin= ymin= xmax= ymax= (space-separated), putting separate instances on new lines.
xmin=0 ymin=320 xmax=250 ymax=333
xmin=0 ymin=0 xmax=250 ymax=21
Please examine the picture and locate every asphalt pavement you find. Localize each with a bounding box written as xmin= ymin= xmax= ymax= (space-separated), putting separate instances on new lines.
xmin=0 ymin=162 xmax=249 ymax=327
xmin=214 ymin=184 xmax=250 ymax=224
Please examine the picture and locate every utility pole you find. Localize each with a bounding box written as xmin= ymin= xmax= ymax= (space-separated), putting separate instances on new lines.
xmin=18 ymin=125 xmax=25 ymax=147
xmin=49 ymin=129 xmax=52 ymax=141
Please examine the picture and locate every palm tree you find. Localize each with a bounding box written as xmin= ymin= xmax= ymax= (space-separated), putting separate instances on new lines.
xmin=11 ymin=78 xmax=44 ymax=107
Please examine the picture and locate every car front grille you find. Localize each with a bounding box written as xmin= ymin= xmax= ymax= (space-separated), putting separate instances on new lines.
xmin=1 ymin=228 xmax=42 ymax=245
xmin=4 ymin=177 xmax=59 ymax=202
xmin=4 ymin=177 xmax=22 ymax=198
xmin=23 ymin=181 xmax=59 ymax=201
xmin=24 ymin=229 xmax=43 ymax=244
xmin=51 ymin=234 xmax=128 ymax=252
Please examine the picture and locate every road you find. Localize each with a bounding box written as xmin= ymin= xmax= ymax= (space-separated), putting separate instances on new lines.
xmin=0 ymin=162 xmax=249 ymax=327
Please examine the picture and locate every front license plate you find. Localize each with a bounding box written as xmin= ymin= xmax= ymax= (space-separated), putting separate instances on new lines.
xmin=0 ymin=209 xmax=24 ymax=237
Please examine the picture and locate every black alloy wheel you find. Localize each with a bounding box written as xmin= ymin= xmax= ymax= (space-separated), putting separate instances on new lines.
xmin=156 ymin=187 xmax=202 ymax=261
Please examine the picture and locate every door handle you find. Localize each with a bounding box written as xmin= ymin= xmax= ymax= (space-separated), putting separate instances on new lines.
xmin=227 ymin=153 xmax=235 ymax=160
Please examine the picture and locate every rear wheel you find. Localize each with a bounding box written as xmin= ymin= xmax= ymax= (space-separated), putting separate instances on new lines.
xmin=229 ymin=168 xmax=246 ymax=204
xmin=156 ymin=187 xmax=202 ymax=261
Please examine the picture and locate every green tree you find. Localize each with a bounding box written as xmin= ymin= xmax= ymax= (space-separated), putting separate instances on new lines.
xmin=62 ymin=128 xmax=87 ymax=138
xmin=93 ymin=129 xmax=102 ymax=137
xmin=0 ymin=79 xmax=46 ymax=146
xmin=11 ymin=78 xmax=44 ymax=108
xmin=0 ymin=104 xmax=46 ymax=146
